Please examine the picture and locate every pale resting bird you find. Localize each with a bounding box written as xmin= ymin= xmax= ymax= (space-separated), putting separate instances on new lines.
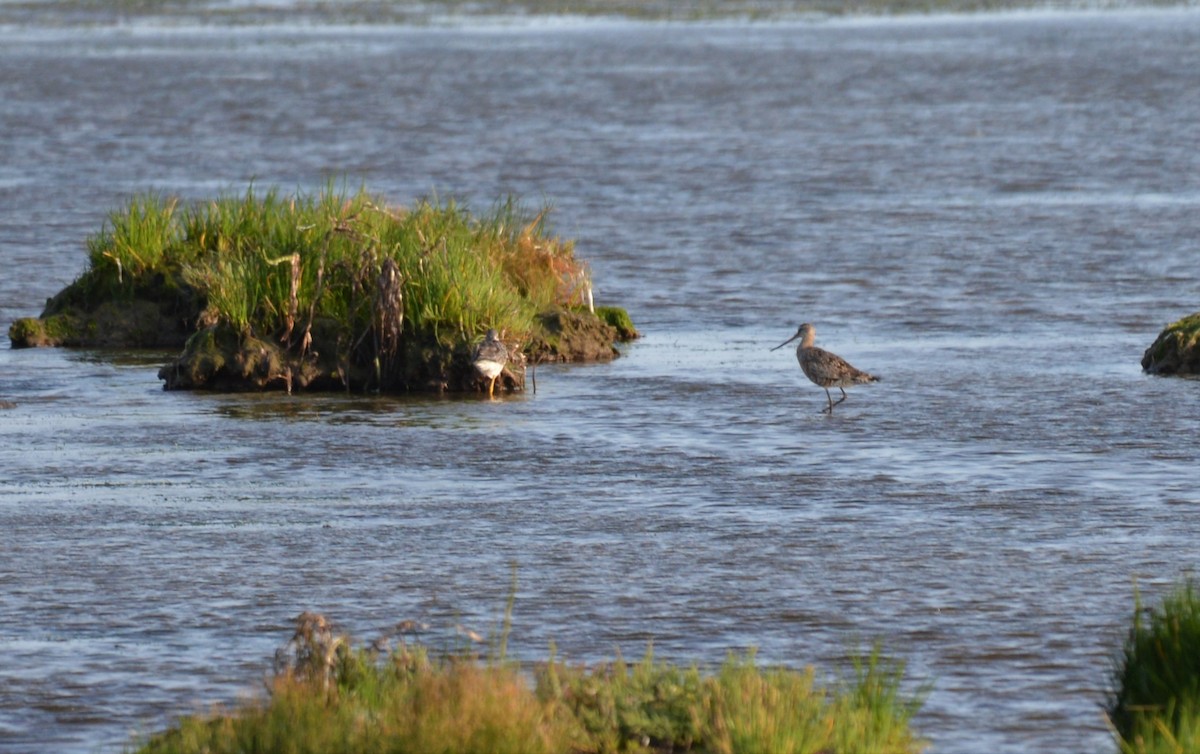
xmin=772 ymin=323 xmax=879 ymax=413
xmin=472 ymin=329 xmax=508 ymax=398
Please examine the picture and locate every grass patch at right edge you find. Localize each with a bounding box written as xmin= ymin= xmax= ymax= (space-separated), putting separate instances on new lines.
xmin=1109 ymin=579 xmax=1200 ymax=754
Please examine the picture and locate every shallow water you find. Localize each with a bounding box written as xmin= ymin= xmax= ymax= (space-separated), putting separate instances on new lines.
xmin=2 ymin=8 xmax=1200 ymax=753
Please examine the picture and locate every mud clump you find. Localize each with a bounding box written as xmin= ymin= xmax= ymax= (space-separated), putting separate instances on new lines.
xmin=528 ymin=308 xmax=621 ymax=363
xmin=1142 ymin=312 xmax=1200 ymax=376
xmin=9 ymin=273 xmax=199 ymax=349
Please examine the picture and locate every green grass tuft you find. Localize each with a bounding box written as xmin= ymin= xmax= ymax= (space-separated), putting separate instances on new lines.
xmin=539 ymin=646 xmax=706 ymax=751
xmin=85 ymin=193 xmax=183 ymax=301
xmin=1109 ymin=580 xmax=1200 ymax=753
xmin=1163 ymin=313 xmax=1200 ymax=347
xmin=698 ymin=646 xmax=924 ymax=754
xmin=172 ymin=185 xmax=551 ymax=349
xmin=596 ymin=305 xmax=639 ymax=341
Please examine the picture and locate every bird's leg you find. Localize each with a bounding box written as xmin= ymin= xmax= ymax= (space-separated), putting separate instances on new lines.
xmin=823 ymin=388 xmax=834 ymax=413
xmin=488 ymin=376 xmax=496 ymax=399
xmin=832 ymin=387 xmax=848 ymax=407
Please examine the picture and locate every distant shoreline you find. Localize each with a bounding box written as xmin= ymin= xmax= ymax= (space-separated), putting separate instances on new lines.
xmin=1 ymin=0 xmax=1196 ymax=28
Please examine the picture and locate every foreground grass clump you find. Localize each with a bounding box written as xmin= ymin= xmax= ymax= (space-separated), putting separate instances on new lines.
xmin=132 ymin=613 xmax=926 ymax=754
xmin=10 ymin=185 xmax=636 ymax=394
xmin=1109 ymin=580 xmax=1200 ymax=754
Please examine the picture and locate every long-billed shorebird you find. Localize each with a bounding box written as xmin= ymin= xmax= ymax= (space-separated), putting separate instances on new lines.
xmin=772 ymin=323 xmax=879 ymax=413
xmin=472 ymin=329 xmax=508 ymax=399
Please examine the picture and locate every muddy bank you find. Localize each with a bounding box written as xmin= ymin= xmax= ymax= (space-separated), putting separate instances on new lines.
xmin=11 ymin=286 xmax=635 ymax=395
xmin=156 ymin=306 xmax=632 ymax=395
xmin=9 ymin=272 xmax=199 ymax=349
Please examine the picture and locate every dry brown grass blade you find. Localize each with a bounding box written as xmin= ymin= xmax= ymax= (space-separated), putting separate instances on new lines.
xmin=375 ymin=257 xmax=404 ymax=358
xmin=519 ymin=206 xmax=550 ymax=242
xmin=274 ymin=611 xmax=345 ymax=693
xmin=285 ymin=253 xmax=300 ymax=344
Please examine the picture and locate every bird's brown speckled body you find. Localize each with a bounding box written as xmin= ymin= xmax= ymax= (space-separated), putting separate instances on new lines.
xmin=772 ymin=323 xmax=879 ymax=413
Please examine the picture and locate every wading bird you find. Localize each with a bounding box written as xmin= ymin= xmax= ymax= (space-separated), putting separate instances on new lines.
xmin=472 ymin=329 xmax=508 ymax=399
xmin=772 ymin=323 xmax=879 ymax=413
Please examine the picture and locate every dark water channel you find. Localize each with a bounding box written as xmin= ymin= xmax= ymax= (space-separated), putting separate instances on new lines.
xmin=2 ymin=9 xmax=1200 ymax=753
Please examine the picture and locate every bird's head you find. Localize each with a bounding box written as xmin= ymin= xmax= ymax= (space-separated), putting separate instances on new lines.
xmin=771 ymin=323 xmax=814 ymax=351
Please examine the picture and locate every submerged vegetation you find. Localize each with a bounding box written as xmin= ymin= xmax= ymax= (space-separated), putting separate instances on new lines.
xmin=132 ymin=610 xmax=927 ymax=754
xmin=1109 ymin=580 xmax=1200 ymax=754
xmin=9 ymin=185 xmax=636 ymax=394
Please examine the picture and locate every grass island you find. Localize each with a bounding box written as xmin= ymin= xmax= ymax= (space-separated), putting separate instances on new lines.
xmin=8 ymin=185 xmax=637 ymax=395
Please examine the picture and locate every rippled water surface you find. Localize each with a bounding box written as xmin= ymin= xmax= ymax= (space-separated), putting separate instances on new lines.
xmin=2 ymin=9 xmax=1200 ymax=753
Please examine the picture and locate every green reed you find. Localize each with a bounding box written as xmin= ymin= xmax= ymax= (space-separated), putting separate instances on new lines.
xmin=1109 ymin=579 xmax=1200 ymax=754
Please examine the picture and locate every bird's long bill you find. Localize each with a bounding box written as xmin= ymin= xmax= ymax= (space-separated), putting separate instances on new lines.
xmin=770 ymin=333 xmax=799 ymax=351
